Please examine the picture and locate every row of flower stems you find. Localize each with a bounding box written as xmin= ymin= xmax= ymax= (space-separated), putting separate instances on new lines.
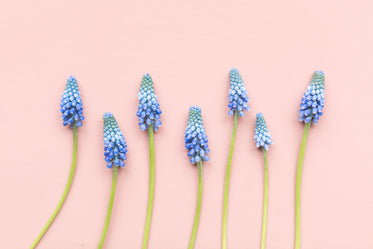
xmin=30 ymin=69 xmax=324 ymax=249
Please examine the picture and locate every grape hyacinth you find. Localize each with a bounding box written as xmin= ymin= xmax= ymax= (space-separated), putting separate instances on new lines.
xmin=136 ymin=74 xmax=162 ymax=131
xmin=31 ymin=76 xmax=84 ymax=248
xmin=99 ymin=113 xmax=127 ymax=249
xmin=139 ymin=74 xmax=162 ymax=249
xmin=295 ymin=70 xmax=325 ymax=249
xmin=298 ymin=70 xmax=325 ymax=124
xmin=228 ymin=68 xmax=250 ymax=117
xmin=103 ymin=112 xmax=128 ymax=169
xmin=223 ymin=68 xmax=250 ymax=249
xmin=60 ymin=76 xmax=84 ymax=127
xmin=185 ymin=106 xmax=209 ymax=249
xmin=254 ymin=113 xmax=273 ymax=249
xmin=254 ymin=113 xmax=273 ymax=151
xmin=184 ymin=106 xmax=210 ymax=164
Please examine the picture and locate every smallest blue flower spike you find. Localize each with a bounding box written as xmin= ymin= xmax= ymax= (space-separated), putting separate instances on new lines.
xmin=136 ymin=74 xmax=162 ymax=131
xmin=60 ymin=76 xmax=84 ymax=128
xmin=254 ymin=113 xmax=273 ymax=151
xmin=184 ymin=106 xmax=210 ymax=164
xmin=228 ymin=68 xmax=250 ymax=117
xmin=103 ymin=112 xmax=128 ymax=169
xmin=299 ymin=71 xmax=325 ymax=124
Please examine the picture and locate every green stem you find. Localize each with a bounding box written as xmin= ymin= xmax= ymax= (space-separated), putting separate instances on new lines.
xmin=142 ymin=125 xmax=155 ymax=249
xmin=260 ymin=150 xmax=269 ymax=249
xmin=222 ymin=111 xmax=239 ymax=249
xmin=30 ymin=123 xmax=78 ymax=249
xmin=295 ymin=122 xmax=311 ymax=249
xmin=188 ymin=161 xmax=203 ymax=249
xmin=98 ymin=165 xmax=118 ymax=249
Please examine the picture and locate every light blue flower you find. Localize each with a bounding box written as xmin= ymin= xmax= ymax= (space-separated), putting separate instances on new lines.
xmin=103 ymin=112 xmax=128 ymax=169
xmin=60 ymin=76 xmax=84 ymax=127
xmin=228 ymin=68 xmax=250 ymax=117
xmin=299 ymin=71 xmax=325 ymax=124
xmin=254 ymin=113 xmax=273 ymax=151
xmin=136 ymin=74 xmax=162 ymax=131
xmin=184 ymin=106 xmax=210 ymax=164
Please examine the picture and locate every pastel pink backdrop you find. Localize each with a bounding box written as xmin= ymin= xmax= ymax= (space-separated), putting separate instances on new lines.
xmin=0 ymin=0 xmax=372 ymax=248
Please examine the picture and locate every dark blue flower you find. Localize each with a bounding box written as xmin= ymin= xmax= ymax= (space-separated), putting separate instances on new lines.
xmin=184 ymin=106 xmax=210 ymax=164
xmin=228 ymin=68 xmax=249 ymax=117
xmin=136 ymin=74 xmax=162 ymax=131
xmin=60 ymin=76 xmax=84 ymax=127
xmin=254 ymin=113 xmax=273 ymax=151
xmin=299 ymin=71 xmax=325 ymax=124
xmin=103 ymin=112 xmax=128 ymax=169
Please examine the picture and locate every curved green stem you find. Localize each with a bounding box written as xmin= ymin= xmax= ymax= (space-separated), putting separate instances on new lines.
xmin=98 ymin=165 xmax=118 ymax=249
xmin=188 ymin=161 xmax=203 ymax=249
xmin=222 ymin=111 xmax=239 ymax=249
xmin=142 ymin=125 xmax=155 ymax=249
xmin=260 ymin=150 xmax=269 ymax=249
xmin=30 ymin=123 xmax=78 ymax=249
xmin=295 ymin=122 xmax=311 ymax=249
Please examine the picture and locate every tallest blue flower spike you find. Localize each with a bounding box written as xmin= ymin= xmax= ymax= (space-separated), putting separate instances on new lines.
xmin=228 ymin=68 xmax=250 ymax=117
xmin=222 ymin=68 xmax=249 ymax=249
xmin=60 ymin=76 xmax=84 ymax=127
xmin=136 ymin=74 xmax=162 ymax=131
xmin=298 ymin=71 xmax=325 ymax=124
xmin=295 ymin=70 xmax=325 ymax=249
xmin=223 ymin=68 xmax=250 ymax=249
xmin=137 ymin=74 xmax=162 ymax=249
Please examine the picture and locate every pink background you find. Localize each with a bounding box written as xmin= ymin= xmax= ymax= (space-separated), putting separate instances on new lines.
xmin=0 ymin=0 xmax=372 ymax=248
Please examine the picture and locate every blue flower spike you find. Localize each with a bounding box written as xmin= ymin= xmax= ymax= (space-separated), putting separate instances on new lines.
xmin=31 ymin=76 xmax=84 ymax=248
xmin=185 ymin=106 xmax=209 ymax=248
xmin=184 ymin=106 xmax=210 ymax=164
xmin=103 ymin=112 xmax=128 ymax=169
xmin=223 ymin=68 xmax=250 ymax=249
xmin=254 ymin=113 xmax=273 ymax=151
xmin=60 ymin=76 xmax=84 ymax=128
xmin=255 ymin=112 xmax=273 ymax=249
xmin=299 ymin=70 xmax=325 ymax=124
xmin=295 ymin=70 xmax=325 ymax=249
xmin=228 ymin=68 xmax=250 ymax=117
xmin=136 ymin=74 xmax=162 ymax=131
xmin=138 ymin=74 xmax=162 ymax=248
xmin=99 ymin=112 xmax=127 ymax=249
